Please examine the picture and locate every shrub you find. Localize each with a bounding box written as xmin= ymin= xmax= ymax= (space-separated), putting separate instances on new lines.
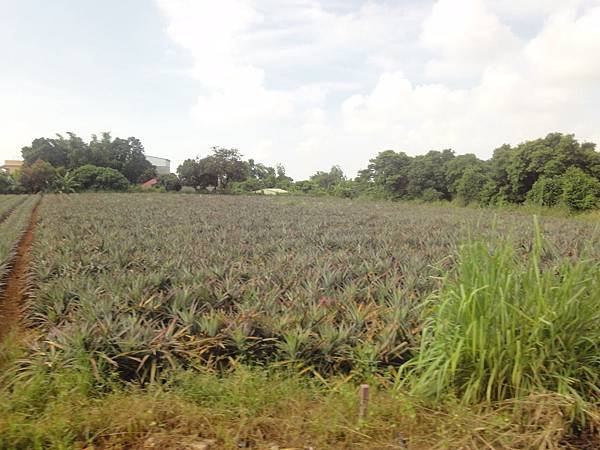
xmin=158 ymin=174 xmax=182 ymax=192
xmin=332 ymin=180 xmax=359 ymax=199
xmin=72 ymin=165 xmax=129 ymax=191
xmin=560 ymin=167 xmax=600 ymax=211
xmin=228 ymin=179 xmax=264 ymax=194
xmin=19 ymin=160 xmax=59 ymax=193
xmin=456 ymin=167 xmax=489 ymax=205
xmin=0 ymin=171 xmax=16 ymax=194
xmin=420 ymin=188 xmax=444 ymax=202
xmin=526 ymin=176 xmax=564 ymax=207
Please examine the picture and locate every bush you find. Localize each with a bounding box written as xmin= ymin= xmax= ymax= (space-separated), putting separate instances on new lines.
xmin=20 ymin=160 xmax=59 ymax=193
xmin=158 ymin=174 xmax=182 ymax=192
xmin=228 ymin=179 xmax=264 ymax=194
xmin=456 ymin=167 xmax=489 ymax=205
xmin=527 ymin=176 xmax=563 ymax=207
xmin=560 ymin=167 xmax=600 ymax=211
xmin=72 ymin=165 xmax=129 ymax=191
xmin=0 ymin=171 xmax=16 ymax=194
xmin=420 ymin=188 xmax=444 ymax=202
xmin=332 ymin=180 xmax=359 ymax=199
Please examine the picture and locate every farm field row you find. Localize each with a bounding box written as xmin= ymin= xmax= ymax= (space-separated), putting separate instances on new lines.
xmin=0 ymin=195 xmax=37 ymax=285
xmin=26 ymin=194 xmax=600 ymax=376
xmin=0 ymin=193 xmax=599 ymax=449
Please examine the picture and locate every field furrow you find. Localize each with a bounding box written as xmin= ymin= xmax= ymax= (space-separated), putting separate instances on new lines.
xmin=0 ymin=196 xmax=39 ymax=286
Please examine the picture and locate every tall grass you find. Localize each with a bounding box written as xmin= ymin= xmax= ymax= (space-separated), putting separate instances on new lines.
xmin=401 ymin=217 xmax=600 ymax=408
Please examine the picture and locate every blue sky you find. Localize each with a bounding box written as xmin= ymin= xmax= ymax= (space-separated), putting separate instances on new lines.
xmin=2 ymin=0 xmax=600 ymax=179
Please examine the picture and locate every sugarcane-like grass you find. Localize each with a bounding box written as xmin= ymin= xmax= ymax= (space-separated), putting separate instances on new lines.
xmin=402 ymin=218 xmax=600 ymax=415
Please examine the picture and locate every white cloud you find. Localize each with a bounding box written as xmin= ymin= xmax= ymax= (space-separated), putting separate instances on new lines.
xmin=420 ymin=0 xmax=521 ymax=80
xmin=342 ymin=4 xmax=600 ymax=157
xmin=153 ymin=0 xmax=600 ymax=178
xmin=525 ymin=6 xmax=600 ymax=83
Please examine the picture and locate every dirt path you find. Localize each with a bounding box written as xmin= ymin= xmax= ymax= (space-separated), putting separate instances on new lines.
xmin=0 ymin=201 xmax=39 ymax=341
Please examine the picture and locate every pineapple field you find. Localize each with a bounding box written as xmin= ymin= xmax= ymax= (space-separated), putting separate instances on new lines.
xmin=0 ymin=193 xmax=599 ymax=449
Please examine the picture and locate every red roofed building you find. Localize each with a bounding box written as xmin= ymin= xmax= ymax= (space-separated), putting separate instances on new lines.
xmin=141 ymin=178 xmax=158 ymax=189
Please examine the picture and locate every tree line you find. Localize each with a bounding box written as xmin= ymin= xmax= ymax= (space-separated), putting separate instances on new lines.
xmin=352 ymin=133 xmax=600 ymax=211
xmin=1 ymin=133 xmax=158 ymax=193
xmin=176 ymin=132 xmax=600 ymax=211
xmin=1 ymin=131 xmax=599 ymax=211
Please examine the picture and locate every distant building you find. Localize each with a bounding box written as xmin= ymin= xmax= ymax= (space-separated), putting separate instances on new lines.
xmin=145 ymin=155 xmax=170 ymax=175
xmin=141 ymin=178 xmax=158 ymax=189
xmin=1 ymin=160 xmax=23 ymax=175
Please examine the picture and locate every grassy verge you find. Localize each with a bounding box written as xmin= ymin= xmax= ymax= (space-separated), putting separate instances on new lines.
xmin=401 ymin=219 xmax=600 ymax=409
xmin=1 ymin=351 xmax=597 ymax=450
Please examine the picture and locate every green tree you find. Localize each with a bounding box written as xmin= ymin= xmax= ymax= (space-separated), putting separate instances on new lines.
xmin=177 ymin=148 xmax=248 ymax=191
xmin=488 ymin=143 xmax=513 ymax=203
xmin=275 ymin=164 xmax=293 ymax=188
xmin=526 ymin=177 xmax=563 ymax=207
xmin=310 ymin=165 xmax=345 ymax=190
xmin=72 ymin=165 xmax=129 ymax=191
xmin=560 ymin=167 xmax=600 ymax=211
xmin=158 ymin=173 xmax=182 ymax=192
xmin=455 ymin=166 xmax=489 ymax=205
xmin=357 ymin=150 xmax=412 ymax=197
xmin=445 ymin=154 xmax=486 ymax=197
xmin=177 ymin=159 xmax=203 ymax=188
xmin=205 ymin=147 xmax=248 ymax=189
xmin=405 ymin=149 xmax=455 ymax=200
xmin=22 ymin=137 xmax=69 ymax=168
xmin=0 ymin=170 xmax=16 ymax=194
xmin=496 ymin=133 xmax=600 ymax=203
xmin=20 ymin=160 xmax=59 ymax=193
xmin=88 ymin=134 xmax=155 ymax=183
xmin=22 ymin=132 xmax=156 ymax=184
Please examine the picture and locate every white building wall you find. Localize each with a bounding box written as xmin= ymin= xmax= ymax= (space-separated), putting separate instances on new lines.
xmin=145 ymin=155 xmax=171 ymax=175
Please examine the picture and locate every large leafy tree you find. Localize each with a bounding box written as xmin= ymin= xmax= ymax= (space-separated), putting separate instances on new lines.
xmin=21 ymin=132 xmax=155 ymax=184
xmin=0 ymin=170 xmax=16 ymax=194
xmin=560 ymin=167 xmax=600 ymax=211
xmin=71 ymin=164 xmax=129 ymax=191
xmin=22 ymin=137 xmax=69 ymax=168
xmin=177 ymin=159 xmax=203 ymax=188
xmin=498 ymin=133 xmax=600 ymax=203
xmin=20 ymin=160 xmax=59 ymax=193
xmin=206 ymin=147 xmax=248 ymax=189
xmin=357 ymin=150 xmax=412 ymax=197
xmin=177 ymin=147 xmax=248 ymax=190
xmin=405 ymin=149 xmax=455 ymax=200
xmin=87 ymin=133 xmax=156 ymax=183
xmin=455 ymin=166 xmax=489 ymax=205
xmin=248 ymin=159 xmax=277 ymax=187
xmin=158 ymin=173 xmax=182 ymax=192
xmin=310 ymin=165 xmax=345 ymax=190
xmin=445 ymin=153 xmax=487 ymax=197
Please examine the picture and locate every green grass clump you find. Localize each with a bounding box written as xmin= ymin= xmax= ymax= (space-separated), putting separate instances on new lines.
xmin=403 ymin=218 xmax=600 ymax=408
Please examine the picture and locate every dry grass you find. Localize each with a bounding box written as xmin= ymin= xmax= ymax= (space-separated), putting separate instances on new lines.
xmin=0 ymin=358 xmax=598 ymax=449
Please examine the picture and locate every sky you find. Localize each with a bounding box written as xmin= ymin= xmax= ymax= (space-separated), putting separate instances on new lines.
xmin=1 ymin=0 xmax=600 ymax=179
